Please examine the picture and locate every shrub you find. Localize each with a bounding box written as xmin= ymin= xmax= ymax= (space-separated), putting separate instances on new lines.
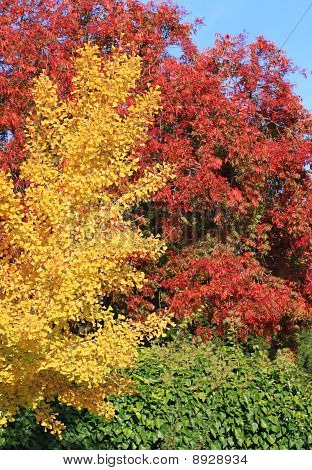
xmin=1 ymin=336 xmax=311 ymax=450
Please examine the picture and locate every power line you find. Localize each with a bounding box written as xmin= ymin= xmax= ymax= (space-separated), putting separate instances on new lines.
xmin=280 ymin=2 xmax=312 ymax=48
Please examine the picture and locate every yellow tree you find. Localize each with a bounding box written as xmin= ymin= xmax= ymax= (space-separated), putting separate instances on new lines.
xmin=0 ymin=44 xmax=172 ymax=435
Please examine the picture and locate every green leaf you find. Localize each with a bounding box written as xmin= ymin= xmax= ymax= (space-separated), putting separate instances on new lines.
xmin=197 ymin=393 xmax=206 ymax=402
xmin=251 ymin=422 xmax=258 ymax=432
xmin=123 ymin=428 xmax=133 ymax=438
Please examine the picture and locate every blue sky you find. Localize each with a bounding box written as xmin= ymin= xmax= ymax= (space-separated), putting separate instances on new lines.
xmin=153 ymin=0 xmax=312 ymax=110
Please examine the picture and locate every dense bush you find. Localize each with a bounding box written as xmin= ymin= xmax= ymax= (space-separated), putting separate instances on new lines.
xmin=1 ymin=336 xmax=311 ymax=450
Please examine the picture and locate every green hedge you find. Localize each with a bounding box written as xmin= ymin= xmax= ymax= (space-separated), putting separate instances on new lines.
xmin=1 ymin=337 xmax=311 ymax=450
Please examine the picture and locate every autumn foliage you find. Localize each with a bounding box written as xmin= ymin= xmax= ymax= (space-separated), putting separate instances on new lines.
xmin=151 ymin=245 xmax=309 ymax=342
xmin=0 ymin=43 xmax=171 ymax=433
xmin=0 ymin=0 xmax=311 ymax=428
xmin=132 ymin=34 xmax=311 ymax=338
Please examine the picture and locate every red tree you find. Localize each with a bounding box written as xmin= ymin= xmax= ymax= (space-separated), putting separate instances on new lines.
xmin=131 ymin=34 xmax=312 ymax=338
